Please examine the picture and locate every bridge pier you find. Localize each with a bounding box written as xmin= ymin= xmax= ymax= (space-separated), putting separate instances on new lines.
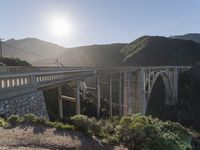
xmin=109 ymin=74 xmax=113 ymax=116
xmin=119 ymin=72 xmax=122 ymax=116
xmin=58 ymin=86 xmax=63 ymax=119
xmin=76 ymin=81 xmax=80 ymax=114
xmin=96 ymin=77 xmax=101 ymax=118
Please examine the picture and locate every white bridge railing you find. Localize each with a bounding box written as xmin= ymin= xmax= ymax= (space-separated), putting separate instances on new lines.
xmin=0 ymin=69 xmax=98 ymax=91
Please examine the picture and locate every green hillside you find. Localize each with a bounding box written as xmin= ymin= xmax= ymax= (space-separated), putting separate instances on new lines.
xmin=121 ymin=36 xmax=200 ymax=66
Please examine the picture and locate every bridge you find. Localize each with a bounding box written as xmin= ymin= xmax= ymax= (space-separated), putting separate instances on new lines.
xmin=0 ymin=66 xmax=191 ymax=119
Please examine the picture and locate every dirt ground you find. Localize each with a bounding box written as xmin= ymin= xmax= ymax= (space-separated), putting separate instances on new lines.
xmin=0 ymin=125 xmax=127 ymax=150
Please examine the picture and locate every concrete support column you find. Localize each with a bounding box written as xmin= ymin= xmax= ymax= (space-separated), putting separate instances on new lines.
xmin=173 ymin=68 xmax=179 ymax=103
xmin=137 ymin=68 xmax=146 ymax=115
xmin=119 ymin=72 xmax=122 ymax=116
xmin=76 ymin=81 xmax=80 ymax=114
xmin=109 ymin=74 xmax=112 ymax=116
xmin=123 ymin=72 xmax=128 ymax=115
xmin=128 ymin=72 xmax=131 ymax=113
xmin=58 ymin=86 xmax=63 ymax=119
xmin=96 ymin=77 xmax=101 ymax=118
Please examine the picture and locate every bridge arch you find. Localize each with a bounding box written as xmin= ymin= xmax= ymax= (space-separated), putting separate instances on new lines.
xmin=144 ymin=70 xmax=176 ymax=114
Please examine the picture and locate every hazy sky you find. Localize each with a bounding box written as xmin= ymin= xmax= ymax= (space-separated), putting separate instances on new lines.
xmin=0 ymin=0 xmax=200 ymax=47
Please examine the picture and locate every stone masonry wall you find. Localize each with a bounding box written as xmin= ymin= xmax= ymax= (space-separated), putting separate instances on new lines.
xmin=0 ymin=90 xmax=49 ymax=119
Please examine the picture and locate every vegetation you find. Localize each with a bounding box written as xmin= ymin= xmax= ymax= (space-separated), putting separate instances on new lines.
xmin=1 ymin=113 xmax=199 ymax=149
xmin=0 ymin=57 xmax=31 ymax=66
xmin=4 ymin=113 xmax=75 ymax=131
xmin=6 ymin=115 xmax=20 ymax=125
xmin=71 ymin=114 xmax=193 ymax=150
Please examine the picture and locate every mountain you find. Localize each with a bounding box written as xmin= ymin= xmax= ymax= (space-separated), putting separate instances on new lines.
xmin=171 ymin=33 xmax=200 ymax=44
xmin=3 ymin=35 xmax=200 ymax=67
xmin=121 ymin=36 xmax=200 ymax=66
xmin=2 ymin=38 xmax=126 ymax=66
xmin=2 ymin=38 xmax=65 ymax=66
xmin=58 ymin=44 xmax=126 ymax=67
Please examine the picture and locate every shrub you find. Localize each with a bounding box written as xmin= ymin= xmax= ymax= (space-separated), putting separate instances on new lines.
xmin=7 ymin=115 xmax=20 ymax=125
xmin=71 ymin=114 xmax=97 ymax=135
xmin=96 ymin=119 xmax=115 ymax=138
xmin=0 ymin=118 xmax=6 ymax=127
xmin=116 ymin=114 xmax=192 ymax=150
xmin=35 ymin=118 xmax=48 ymax=125
xmin=23 ymin=113 xmax=36 ymax=123
xmin=47 ymin=121 xmax=74 ymax=131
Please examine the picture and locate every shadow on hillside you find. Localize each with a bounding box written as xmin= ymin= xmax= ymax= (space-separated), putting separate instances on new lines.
xmin=18 ymin=123 xmax=48 ymax=134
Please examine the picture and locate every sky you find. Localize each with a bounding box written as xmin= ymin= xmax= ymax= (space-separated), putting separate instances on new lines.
xmin=0 ymin=0 xmax=200 ymax=47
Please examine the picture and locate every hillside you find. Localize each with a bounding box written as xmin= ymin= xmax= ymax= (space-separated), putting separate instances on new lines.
xmin=2 ymin=38 xmax=126 ymax=67
xmin=0 ymin=57 xmax=31 ymax=66
xmin=121 ymin=36 xmax=200 ymax=66
xmin=58 ymin=44 xmax=126 ymax=67
xmin=171 ymin=33 xmax=200 ymax=44
xmin=2 ymin=38 xmax=65 ymax=66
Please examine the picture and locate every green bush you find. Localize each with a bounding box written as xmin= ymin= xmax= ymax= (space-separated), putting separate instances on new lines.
xmin=7 ymin=115 xmax=20 ymax=125
xmin=47 ymin=121 xmax=74 ymax=131
xmin=0 ymin=118 xmax=6 ymax=127
xmin=35 ymin=118 xmax=48 ymax=125
xmin=71 ymin=114 xmax=97 ymax=135
xmin=23 ymin=113 xmax=36 ymax=123
xmin=116 ymin=114 xmax=192 ymax=150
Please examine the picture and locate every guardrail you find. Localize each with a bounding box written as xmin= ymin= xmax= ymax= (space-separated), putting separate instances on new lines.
xmin=0 ymin=66 xmax=98 ymax=73
xmin=0 ymin=69 xmax=97 ymax=91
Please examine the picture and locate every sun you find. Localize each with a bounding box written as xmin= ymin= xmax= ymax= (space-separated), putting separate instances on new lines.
xmin=49 ymin=16 xmax=73 ymax=37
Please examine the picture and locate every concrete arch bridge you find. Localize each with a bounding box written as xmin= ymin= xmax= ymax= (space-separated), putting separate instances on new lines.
xmin=0 ymin=66 xmax=191 ymax=118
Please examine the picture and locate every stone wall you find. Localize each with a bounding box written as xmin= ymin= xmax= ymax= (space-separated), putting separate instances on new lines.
xmin=0 ymin=90 xmax=49 ymax=119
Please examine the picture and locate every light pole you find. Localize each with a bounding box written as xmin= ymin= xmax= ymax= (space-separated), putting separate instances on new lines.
xmin=0 ymin=38 xmax=4 ymax=58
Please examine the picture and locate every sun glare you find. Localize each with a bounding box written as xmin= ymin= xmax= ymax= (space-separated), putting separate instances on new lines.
xmin=49 ymin=16 xmax=73 ymax=37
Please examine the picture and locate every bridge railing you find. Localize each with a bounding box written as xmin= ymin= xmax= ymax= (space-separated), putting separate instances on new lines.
xmin=0 ymin=69 xmax=98 ymax=91
xmin=0 ymin=66 xmax=98 ymax=73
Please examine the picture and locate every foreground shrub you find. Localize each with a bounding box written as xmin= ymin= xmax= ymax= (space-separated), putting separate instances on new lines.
xmin=0 ymin=118 xmax=6 ymax=127
xmin=71 ymin=114 xmax=97 ymax=135
xmin=35 ymin=118 xmax=48 ymax=125
xmin=7 ymin=115 xmax=20 ymax=125
xmin=47 ymin=121 xmax=74 ymax=131
xmin=23 ymin=113 xmax=36 ymax=123
xmin=116 ymin=114 xmax=192 ymax=150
